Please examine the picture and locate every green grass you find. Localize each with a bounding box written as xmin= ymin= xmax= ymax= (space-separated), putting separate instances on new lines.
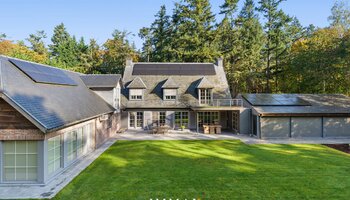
xmin=54 ymin=140 xmax=350 ymax=200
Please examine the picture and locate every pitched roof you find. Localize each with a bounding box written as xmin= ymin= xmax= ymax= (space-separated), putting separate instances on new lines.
xmin=80 ymin=74 xmax=121 ymax=88
xmin=0 ymin=56 xmax=115 ymax=133
xmin=196 ymin=77 xmax=214 ymax=89
xmin=243 ymin=94 xmax=350 ymax=116
xmin=162 ymin=77 xmax=179 ymax=89
xmin=127 ymin=77 xmax=147 ymax=89
xmin=122 ymin=61 xmax=231 ymax=109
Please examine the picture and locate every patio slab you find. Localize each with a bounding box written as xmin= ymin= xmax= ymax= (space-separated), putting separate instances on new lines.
xmin=117 ymin=130 xmax=350 ymax=145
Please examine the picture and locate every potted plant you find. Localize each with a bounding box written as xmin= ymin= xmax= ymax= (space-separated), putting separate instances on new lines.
xmin=180 ymin=125 xmax=186 ymax=131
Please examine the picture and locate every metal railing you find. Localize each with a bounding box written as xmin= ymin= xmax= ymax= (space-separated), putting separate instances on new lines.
xmin=192 ymin=99 xmax=243 ymax=107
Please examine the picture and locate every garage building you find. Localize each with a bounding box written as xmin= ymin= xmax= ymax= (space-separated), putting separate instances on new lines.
xmin=242 ymin=94 xmax=350 ymax=139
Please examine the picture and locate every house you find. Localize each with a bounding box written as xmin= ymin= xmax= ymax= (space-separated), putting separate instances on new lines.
xmin=0 ymin=56 xmax=120 ymax=185
xmin=120 ymin=58 xmax=250 ymax=134
xmin=1 ymin=55 xmax=350 ymax=188
xmin=243 ymin=94 xmax=350 ymax=139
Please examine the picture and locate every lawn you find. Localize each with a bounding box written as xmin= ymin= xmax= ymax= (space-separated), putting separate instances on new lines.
xmin=54 ymin=140 xmax=350 ymax=200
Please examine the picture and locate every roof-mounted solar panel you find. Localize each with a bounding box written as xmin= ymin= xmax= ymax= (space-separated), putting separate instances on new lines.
xmin=9 ymin=58 xmax=77 ymax=86
xmin=243 ymin=94 xmax=311 ymax=106
xmin=132 ymin=63 xmax=216 ymax=76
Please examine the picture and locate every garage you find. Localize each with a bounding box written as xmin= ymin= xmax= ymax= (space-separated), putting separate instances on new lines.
xmin=243 ymin=94 xmax=350 ymax=139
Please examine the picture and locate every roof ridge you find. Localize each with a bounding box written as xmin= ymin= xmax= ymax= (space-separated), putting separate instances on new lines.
xmin=134 ymin=62 xmax=214 ymax=65
xmin=0 ymin=55 xmax=83 ymax=75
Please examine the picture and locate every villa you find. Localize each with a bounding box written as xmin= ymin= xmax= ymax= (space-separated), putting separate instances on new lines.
xmin=0 ymin=55 xmax=350 ymax=186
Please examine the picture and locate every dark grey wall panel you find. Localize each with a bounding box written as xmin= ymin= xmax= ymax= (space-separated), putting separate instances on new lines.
xmin=323 ymin=117 xmax=350 ymax=137
xmin=260 ymin=117 xmax=290 ymax=138
xmin=291 ymin=117 xmax=322 ymax=138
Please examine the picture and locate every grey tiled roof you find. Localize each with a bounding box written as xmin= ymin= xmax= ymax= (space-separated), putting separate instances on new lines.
xmin=126 ymin=77 xmax=147 ymax=89
xmin=244 ymin=94 xmax=350 ymax=116
xmin=80 ymin=74 xmax=121 ymax=88
xmin=132 ymin=63 xmax=216 ymax=76
xmin=162 ymin=77 xmax=179 ymax=89
xmin=0 ymin=56 xmax=115 ymax=132
xmin=122 ymin=62 xmax=231 ymax=109
xmin=196 ymin=77 xmax=214 ymax=88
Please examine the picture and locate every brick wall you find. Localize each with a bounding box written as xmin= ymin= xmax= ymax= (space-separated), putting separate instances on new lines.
xmin=95 ymin=113 xmax=120 ymax=148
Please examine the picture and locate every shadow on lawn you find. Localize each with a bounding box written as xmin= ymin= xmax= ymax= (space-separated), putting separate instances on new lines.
xmin=54 ymin=140 xmax=350 ymax=200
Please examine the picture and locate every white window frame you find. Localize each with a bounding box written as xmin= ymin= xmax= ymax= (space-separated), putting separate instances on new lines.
xmin=163 ymin=89 xmax=177 ymax=101
xmin=129 ymin=89 xmax=143 ymax=101
xmin=48 ymin=135 xmax=62 ymax=177
xmin=2 ymin=141 xmax=38 ymax=182
xmin=129 ymin=112 xmax=144 ymax=128
xmin=198 ymin=88 xmax=213 ymax=105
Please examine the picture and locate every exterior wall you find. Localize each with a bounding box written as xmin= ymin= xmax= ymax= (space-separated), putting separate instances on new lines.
xmin=0 ymin=99 xmax=38 ymax=129
xmin=291 ymin=117 xmax=322 ymax=138
xmin=260 ymin=117 xmax=290 ymax=138
xmin=92 ymin=89 xmax=114 ymax=106
xmin=239 ymin=108 xmax=251 ymax=135
xmin=95 ymin=113 xmax=119 ymax=148
xmin=323 ymin=117 xmax=350 ymax=138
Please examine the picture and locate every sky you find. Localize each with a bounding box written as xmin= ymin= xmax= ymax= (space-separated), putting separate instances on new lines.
xmin=0 ymin=0 xmax=336 ymax=49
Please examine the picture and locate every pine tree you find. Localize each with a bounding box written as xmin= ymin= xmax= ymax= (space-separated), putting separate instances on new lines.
xmin=150 ymin=5 xmax=172 ymax=62
xmin=139 ymin=27 xmax=153 ymax=62
xmin=258 ymin=0 xmax=292 ymax=92
xmin=26 ymin=30 xmax=47 ymax=55
xmin=235 ymin=0 xmax=265 ymax=93
xmin=171 ymin=0 xmax=219 ymax=62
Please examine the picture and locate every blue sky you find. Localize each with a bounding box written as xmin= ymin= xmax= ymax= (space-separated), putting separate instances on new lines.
xmin=0 ymin=0 xmax=335 ymax=49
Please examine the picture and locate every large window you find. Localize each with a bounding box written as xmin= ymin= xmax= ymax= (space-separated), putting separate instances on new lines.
xmin=66 ymin=127 xmax=86 ymax=163
xmin=129 ymin=89 xmax=143 ymax=100
xmin=3 ymin=141 xmax=38 ymax=182
xmin=198 ymin=112 xmax=219 ymax=127
xmin=48 ymin=135 xmax=61 ymax=176
xmin=199 ymin=89 xmax=212 ymax=105
xmin=129 ymin=112 xmax=143 ymax=128
xmin=159 ymin=112 xmax=166 ymax=126
xmin=175 ymin=112 xmax=189 ymax=128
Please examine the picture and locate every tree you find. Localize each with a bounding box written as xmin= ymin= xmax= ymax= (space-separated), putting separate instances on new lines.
xmin=139 ymin=27 xmax=153 ymax=62
xmin=234 ymin=0 xmax=265 ymax=93
xmin=0 ymin=33 xmax=6 ymax=41
xmin=169 ymin=0 xmax=219 ymax=62
xmin=100 ymin=30 xmax=139 ymax=74
xmin=150 ymin=5 xmax=172 ymax=62
xmin=258 ymin=0 xmax=292 ymax=92
xmin=328 ymin=0 xmax=350 ymax=31
xmin=26 ymin=30 xmax=48 ymax=55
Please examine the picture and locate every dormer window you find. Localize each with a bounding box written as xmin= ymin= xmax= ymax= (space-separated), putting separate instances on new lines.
xmin=130 ymin=89 xmax=143 ymax=100
xmin=196 ymin=77 xmax=214 ymax=105
xmin=161 ymin=77 xmax=179 ymax=101
xmin=163 ymin=89 xmax=177 ymax=101
xmin=199 ymin=88 xmax=212 ymax=105
xmin=127 ymin=77 xmax=147 ymax=101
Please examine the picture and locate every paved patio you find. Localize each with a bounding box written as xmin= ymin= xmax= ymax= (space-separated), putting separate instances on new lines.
xmin=0 ymin=137 xmax=117 ymax=199
xmin=117 ymin=130 xmax=350 ymax=145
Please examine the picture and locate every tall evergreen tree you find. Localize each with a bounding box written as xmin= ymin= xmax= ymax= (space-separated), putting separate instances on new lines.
xmin=258 ymin=0 xmax=292 ymax=92
xmin=171 ymin=0 xmax=219 ymax=62
xmin=26 ymin=30 xmax=47 ymax=55
xmin=235 ymin=0 xmax=265 ymax=93
xmin=150 ymin=5 xmax=172 ymax=62
xmin=139 ymin=27 xmax=153 ymax=62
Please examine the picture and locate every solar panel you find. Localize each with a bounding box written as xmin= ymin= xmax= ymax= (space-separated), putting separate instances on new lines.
xmin=132 ymin=63 xmax=216 ymax=76
xmin=243 ymin=94 xmax=311 ymax=106
xmin=9 ymin=59 xmax=77 ymax=86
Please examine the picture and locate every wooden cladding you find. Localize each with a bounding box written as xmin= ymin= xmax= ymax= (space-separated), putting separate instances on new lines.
xmin=0 ymin=99 xmax=37 ymax=129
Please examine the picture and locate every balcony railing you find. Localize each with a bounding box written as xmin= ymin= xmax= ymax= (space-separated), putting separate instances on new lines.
xmin=192 ymin=99 xmax=243 ymax=107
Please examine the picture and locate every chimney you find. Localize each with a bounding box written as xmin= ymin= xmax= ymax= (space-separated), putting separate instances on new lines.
xmin=216 ymin=57 xmax=223 ymax=68
xmin=126 ymin=58 xmax=133 ymax=67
